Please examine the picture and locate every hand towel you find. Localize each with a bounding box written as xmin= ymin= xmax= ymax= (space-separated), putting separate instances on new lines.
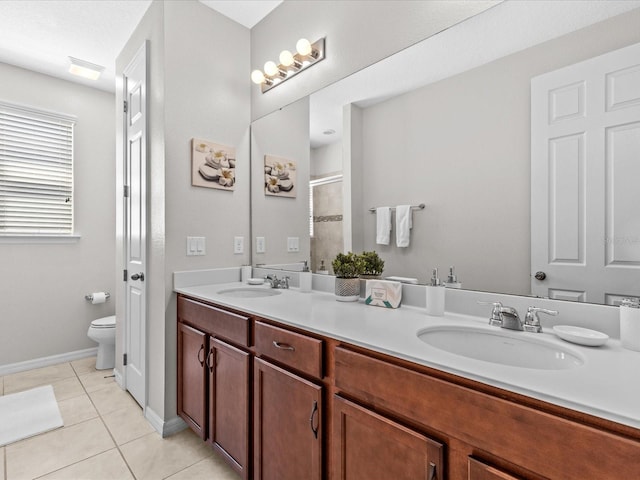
xmin=376 ymin=207 xmax=392 ymax=245
xmin=396 ymin=205 xmax=412 ymax=247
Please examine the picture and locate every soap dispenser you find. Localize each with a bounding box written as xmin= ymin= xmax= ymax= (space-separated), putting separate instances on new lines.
xmin=299 ymin=260 xmax=312 ymax=293
xmin=426 ymin=268 xmax=445 ymax=316
xmin=443 ymin=266 xmax=462 ymax=289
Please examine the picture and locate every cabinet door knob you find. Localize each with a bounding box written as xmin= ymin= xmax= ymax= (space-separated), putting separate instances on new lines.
xmin=534 ymin=271 xmax=546 ymax=281
xmin=131 ymin=272 xmax=145 ymax=281
xmin=309 ymin=400 xmax=319 ymax=439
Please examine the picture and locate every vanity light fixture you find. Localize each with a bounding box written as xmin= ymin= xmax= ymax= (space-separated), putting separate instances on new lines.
xmin=251 ymin=37 xmax=325 ymax=93
xmin=68 ymin=56 xmax=104 ymax=80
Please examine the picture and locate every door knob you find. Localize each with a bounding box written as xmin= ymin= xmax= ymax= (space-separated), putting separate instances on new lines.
xmin=131 ymin=272 xmax=145 ymax=281
xmin=534 ymin=271 xmax=546 ymax=281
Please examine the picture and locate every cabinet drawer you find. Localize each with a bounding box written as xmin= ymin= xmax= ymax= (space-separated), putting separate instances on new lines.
xmin=254 ymin=321 xmax=323 ymax=379
xmin=334 ymin=346 xmax=640 ymax=480
xmin=178 ymin=296 xmax=250 ymax=347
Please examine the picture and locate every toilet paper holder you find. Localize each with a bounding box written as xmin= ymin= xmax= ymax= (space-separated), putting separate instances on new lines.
xmin=85 ymin=292 xmax=111 ymax=302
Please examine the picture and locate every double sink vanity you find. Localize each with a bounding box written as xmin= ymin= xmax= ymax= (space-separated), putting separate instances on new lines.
xmin=174 ymin=268 xmax=640 ymax=480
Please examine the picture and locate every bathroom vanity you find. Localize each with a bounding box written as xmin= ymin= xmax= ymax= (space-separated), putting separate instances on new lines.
xmin=175 ymin=280 xmax=640 ymax=480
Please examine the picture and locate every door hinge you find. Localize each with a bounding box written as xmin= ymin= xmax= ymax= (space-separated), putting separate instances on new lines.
xmin=123 ymin=185 xmax=130 ymax=198
xmin=123 ymin=353 xmax=128 ymax=366
xmin=123 ymin=269 xmax=128 ymax=281
xmin=123 ymin=100 xmax=128 ymax=113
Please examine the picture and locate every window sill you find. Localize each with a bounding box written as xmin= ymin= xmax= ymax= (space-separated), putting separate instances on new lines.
xmin=0 ymin=235 xmax=82 ymax=245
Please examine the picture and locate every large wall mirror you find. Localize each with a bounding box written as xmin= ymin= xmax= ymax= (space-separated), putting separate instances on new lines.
xmin=250 ymin=1 xmax=640 ymax=306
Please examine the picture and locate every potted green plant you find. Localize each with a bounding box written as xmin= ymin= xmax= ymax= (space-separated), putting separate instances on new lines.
xmin=331 ymin=252 xmax=365 ymax=302
xmin=359 ymin=251 xmax=385 ymax=278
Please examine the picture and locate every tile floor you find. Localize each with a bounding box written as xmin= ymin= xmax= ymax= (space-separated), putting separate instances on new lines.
xmin=0 ymin=357 xmax=240 ymax=480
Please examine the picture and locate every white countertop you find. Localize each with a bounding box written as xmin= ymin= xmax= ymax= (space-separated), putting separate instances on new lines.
xmin=175 ymin=281 xmax=640 ymax=430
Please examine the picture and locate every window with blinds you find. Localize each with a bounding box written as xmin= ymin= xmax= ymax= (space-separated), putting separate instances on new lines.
xmin=0 ymin=102 xmax=75 ymax=235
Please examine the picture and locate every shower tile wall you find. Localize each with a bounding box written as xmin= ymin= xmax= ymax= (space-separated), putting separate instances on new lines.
xmin=311 ymin=181 xmax=343 ymax=273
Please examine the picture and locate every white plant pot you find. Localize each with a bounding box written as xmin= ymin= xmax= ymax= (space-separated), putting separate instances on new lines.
xmin=335 ymin=277 xmax=360 ymax=302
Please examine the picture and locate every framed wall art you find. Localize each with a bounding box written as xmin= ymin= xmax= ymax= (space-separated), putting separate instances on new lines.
xmin=264 ymin=154 xmax=296 ymax=198
xmin=192 ymin=138 xmax=236 ymax=190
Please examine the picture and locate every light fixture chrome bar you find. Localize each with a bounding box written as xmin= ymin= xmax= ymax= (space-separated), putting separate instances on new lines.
xmin=259 ymin=38 xmax=325 ymax=93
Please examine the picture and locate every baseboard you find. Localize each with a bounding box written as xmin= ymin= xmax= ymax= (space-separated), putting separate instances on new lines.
xmin=113 ymin=368 xmax=124 ymax=388
xmin=0 ymin=347 xmax=99 ymax=376
xmin=145 ymin=406 xmax=187 ymax=438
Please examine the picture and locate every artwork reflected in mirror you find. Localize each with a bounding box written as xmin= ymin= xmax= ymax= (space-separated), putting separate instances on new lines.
xmin=264 ymin=154 xmax=296 ymax=197
xmin=191 ymin=138 xmax=236 ymax=190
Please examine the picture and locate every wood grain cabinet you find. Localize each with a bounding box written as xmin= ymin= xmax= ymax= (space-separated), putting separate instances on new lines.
xmin=207 ymin=337 xmax=250 ymax=478
xmin=253 ymin=321 xmax=324 ymax=480
xmin=333 ymin=395 xmax=444 ymax=480
xmin=177 ymin=322 xmax=207 ymax=438
xmin=177 ymin=296 xmax=251 ymax=479
xmin=177 ymin=295 xmax=640 ymax=480
xmin=253 ymin=358 xmax=322 ymax=480
xmin=468 ymin=458 xmax=523 ymax=480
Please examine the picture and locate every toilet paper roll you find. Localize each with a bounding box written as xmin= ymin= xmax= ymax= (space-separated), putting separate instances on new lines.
xmin=91 ymin=292 xmax=107 ymax=305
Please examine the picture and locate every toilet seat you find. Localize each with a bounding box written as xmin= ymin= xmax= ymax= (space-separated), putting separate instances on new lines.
xmin=90 ymin=315 xmax=116 ymax=329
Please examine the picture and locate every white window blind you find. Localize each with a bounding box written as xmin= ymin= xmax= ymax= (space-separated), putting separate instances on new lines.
xmin=0 ymin=102 xmax=75 ymax=235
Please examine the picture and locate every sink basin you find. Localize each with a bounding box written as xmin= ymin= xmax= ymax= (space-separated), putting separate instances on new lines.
xmin=217 ymin=287 xmax=282 ymax=298
xmin=417 ymin=326 xmax=584 ymax=370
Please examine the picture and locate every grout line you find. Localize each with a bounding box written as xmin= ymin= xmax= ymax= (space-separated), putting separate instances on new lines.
xmin=71 ymin=361 xmax=140 ymax=480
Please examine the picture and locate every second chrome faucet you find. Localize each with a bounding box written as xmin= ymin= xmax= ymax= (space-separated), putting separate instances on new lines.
xmin=478 ymin=301 xmax=558 ymax=333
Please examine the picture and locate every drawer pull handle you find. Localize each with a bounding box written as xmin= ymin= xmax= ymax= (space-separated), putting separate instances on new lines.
xmin=273 ymin=341 xmax=295 ymax=351
xmin=427 ymin=462 xmax=437 ymax=480
xmin=309 ymin=400 xmax=319 ymax=439
xmin=197 ymin=344 xmax=205 ymax=367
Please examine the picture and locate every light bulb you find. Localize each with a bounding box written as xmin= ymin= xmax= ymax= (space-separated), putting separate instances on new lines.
xmin=251 ymin=69 xmax=265 ymax=84
xmin=279 ymin=50 xmax=294 ymax=67
xmin=264 ymin=61 xmax=279 ymax=77
xmin=296 ymin=38 xmax=312 ymax=56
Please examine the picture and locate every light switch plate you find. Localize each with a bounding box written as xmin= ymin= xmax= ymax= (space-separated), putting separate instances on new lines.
xmin=234 ymin=236 xmax=244 ymax=254
xmin=287 ymin=236 xmax=300 ymax=252
xmin=187 ymin=236 xmax=205 ymax=256
xmin=256 ymin=236 xmax=266 ymax=253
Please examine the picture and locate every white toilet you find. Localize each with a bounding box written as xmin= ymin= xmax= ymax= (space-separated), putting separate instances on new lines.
xmin=87 ymin=315 xmax=116 ymax=370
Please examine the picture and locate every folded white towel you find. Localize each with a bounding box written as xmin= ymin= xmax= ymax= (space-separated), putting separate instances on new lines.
xmin=396 ymin=205 xmax=412 ymax=247
xmin=376 ymin=207 xmax=392 ymax=245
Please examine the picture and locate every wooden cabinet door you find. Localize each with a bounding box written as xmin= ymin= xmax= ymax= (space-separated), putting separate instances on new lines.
xmin=333 ymin=395 xmax=444 ymax=480
xmin=468 ymin=457 xmax=523 ymax=480
xmin=177 ymin=322 xmax=207 ymax=439
xmin=254 ymin=357 xmax=322 ymax=480
xmin=208 ymin=337 xmax=250 ymax=480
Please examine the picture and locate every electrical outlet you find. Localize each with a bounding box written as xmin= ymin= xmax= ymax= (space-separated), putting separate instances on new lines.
xmin=287 ymin=236 xmax=300 ymax=252
xmin=256 ymin=236 xmax=266 ymax=253
xmin=234 ymin=236 xmax=244 ymax=254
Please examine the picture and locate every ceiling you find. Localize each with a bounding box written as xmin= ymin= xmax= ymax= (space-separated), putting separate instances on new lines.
xmin=0 ymin=0 xmax=281 ymax=93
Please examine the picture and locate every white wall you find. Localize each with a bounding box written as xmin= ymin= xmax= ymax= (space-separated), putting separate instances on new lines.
xmin=0 ymin=63 xmax=115 ymax=366
xmin=359 ymin=8 xmax=640 ymax=293
xmin=116 ymin=0 xmax=250 ymax=426
xmin=311 ymin=141 xmax=342 ymax=178
xmin=250 ymin=0 xmax=499 ymax=120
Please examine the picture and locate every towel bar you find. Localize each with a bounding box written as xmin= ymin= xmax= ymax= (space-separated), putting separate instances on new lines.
xmin=369 ymin=203 xmax=425 ymax=213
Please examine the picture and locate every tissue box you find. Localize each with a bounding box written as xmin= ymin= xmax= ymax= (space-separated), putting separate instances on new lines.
xmin=365 ymin=280 xmax=402 ymax=308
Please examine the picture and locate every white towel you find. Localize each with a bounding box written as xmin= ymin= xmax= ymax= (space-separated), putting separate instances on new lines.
xmin=376 ymin=207 xmax=392 ymax=245
xmin=396 ymin=205 xmax=412 ymax=247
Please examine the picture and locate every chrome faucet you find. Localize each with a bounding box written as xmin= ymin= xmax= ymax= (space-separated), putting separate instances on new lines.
xmin=264 ymin=274 xmax=290 ymax=289
xmin=524 ymin=306 xmax=558 ymax=333
xmin=478 ymin=301 xmax=523 ymax=331
xmin=499 ymin=306 xmax=524 ymax=331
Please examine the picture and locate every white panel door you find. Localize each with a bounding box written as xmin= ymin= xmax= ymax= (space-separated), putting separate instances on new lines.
xmin=123 ymin=42 xmax=147 ymax=407
xmin=531 ymin=42 xmax=640 ymax=305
